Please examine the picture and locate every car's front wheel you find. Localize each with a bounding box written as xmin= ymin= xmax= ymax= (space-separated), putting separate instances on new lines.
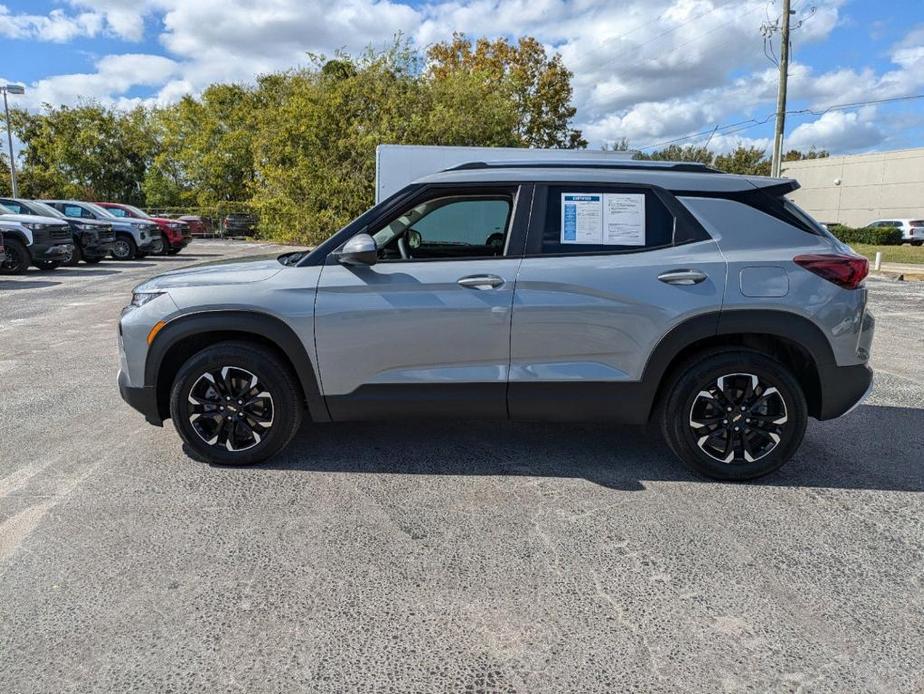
xmin=660 ymin=349 xmax=807 ymax=480
xmin=111 ymin=236 xmax=136 ymax=260
xmin=170 ymin=341 xmax=303 ymax=466
xmin=0 ymin=239 xmax=30 ymax=274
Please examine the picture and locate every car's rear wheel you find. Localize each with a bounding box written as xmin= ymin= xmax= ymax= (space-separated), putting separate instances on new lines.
xmin=0 ymin=239 xmax=30 ymax=275
xmin=660 ymin=350 xmax=807 ymax=480
xmin=111 ymin=236 xmax=136 ymax=260
xmin=170 ymin=341 xmax=303 ymax=466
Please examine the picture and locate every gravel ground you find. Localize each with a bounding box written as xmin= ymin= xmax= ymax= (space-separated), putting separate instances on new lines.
xmin=1 ymin=240 xmax=922 ymax=693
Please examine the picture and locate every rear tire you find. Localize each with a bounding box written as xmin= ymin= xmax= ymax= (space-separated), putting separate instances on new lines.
xmin=111 ymin=236 xmax=136 ymax=260
xmin=0 ymin=238 xmax=30 ymax=275
xmin=660 ymin=349 xmax=807 ymax=480
xmin=169 ymin=341 xmax=303 ymax=466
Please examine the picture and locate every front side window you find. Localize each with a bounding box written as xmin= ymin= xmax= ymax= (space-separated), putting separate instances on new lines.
xmin=63 ymin=205 xmax=87 ymax=218
xmin=540 ymin=186 xmax=675 ymax=254
xmin=371 ymin=196 xmax=512 ymax=261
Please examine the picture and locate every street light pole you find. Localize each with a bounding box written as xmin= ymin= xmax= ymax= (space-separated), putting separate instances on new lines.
xmin=770 ymin=0 xmax=792 ymax=178
xmin=2 ymin=84 xmax=25 ymax=198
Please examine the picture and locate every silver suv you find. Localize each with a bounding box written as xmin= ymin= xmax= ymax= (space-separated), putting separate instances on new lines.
xmin=118 ymin=161 xmax=874 ymax=480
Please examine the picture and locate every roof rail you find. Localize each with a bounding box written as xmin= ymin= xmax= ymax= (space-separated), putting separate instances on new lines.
xmin=446 ymin=160 xmax=724 ymax=174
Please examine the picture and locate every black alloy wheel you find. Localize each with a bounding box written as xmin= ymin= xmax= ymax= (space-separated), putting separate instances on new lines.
xmin=661 ymin=349 xmax=807 ymax=480
xmin=0 ymin=238 xmax=30 ymax=275
xmin=170 ymin=341 xmax=303 ymax=466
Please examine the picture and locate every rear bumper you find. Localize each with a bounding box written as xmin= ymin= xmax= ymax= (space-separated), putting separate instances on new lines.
xmin=118 ymin=369 xmax=163 ymax=426
xmin=816 ymin=363 xmax=873 ymax=420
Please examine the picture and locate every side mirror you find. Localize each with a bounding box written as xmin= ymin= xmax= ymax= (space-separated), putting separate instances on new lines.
xmin=336 ymin=233 xmax=377 ymax=266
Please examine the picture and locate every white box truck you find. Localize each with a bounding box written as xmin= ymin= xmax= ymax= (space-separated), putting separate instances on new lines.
xmin=374 ymin=144 xmax=635 ymax=203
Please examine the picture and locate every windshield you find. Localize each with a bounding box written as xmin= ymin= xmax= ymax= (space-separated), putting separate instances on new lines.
xmin=122 ymin=204 xmax=151 ymax=219
xmin=80 ymin=202 xmax=116 ymax=218
xmin=28 ymin=201 xmax=65 ymax=218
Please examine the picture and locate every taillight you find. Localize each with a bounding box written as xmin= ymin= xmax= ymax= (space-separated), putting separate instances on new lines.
xmin=794 ymin=253 xmax=869 ymax=289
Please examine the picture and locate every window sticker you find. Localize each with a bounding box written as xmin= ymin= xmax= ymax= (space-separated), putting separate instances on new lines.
xmin=603 ymin=193 xmax=646 ymax=246
xmin=560 ymin=194 xmax=603 ymax=244
xmin=560 ymin=193 xmax=646 ymax=245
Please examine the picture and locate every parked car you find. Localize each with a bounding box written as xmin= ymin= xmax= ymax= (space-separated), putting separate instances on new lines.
xmin=0 ymin=203 xmax=74 ymax=274
xmin=42 ymin=200 xmax=158 ymax=260
xmin=118 ymin=159 xmax=874 ymax=480
xmin=178 ymin=215 xmax=210 ymax=237
xmin=97 ymin=202 xmax=191 ymax=255
xmin=222 ymin=213 xmax=258 ymax=236
xmin=867 ymin=218 xmax=924 ymax=245
xmin=0 ymin=230 xmax=5 ymax=265
xmin=0 ymin=198 xmax=115 ymax=265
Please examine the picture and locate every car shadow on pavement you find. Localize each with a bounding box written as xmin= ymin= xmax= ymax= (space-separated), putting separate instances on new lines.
xmin=0 ymin=279 xmax=62 ymax=290
xmin=245 ymin=404 xmax=924 ymax=493
xmin=55 ymin=268 xmax=123 ymax=276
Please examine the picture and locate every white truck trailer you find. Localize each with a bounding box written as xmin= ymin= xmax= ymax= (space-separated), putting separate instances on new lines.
xmin=374 ymin=144 xmax=635 ymax=203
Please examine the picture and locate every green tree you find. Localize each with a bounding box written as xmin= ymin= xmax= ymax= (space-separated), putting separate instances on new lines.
xmin=714 ymin=146 xmax=771 ymax=176
xmin=636 ymin=144 xmax=716 ymax=165
xmin=427 ymin=34 xmax=586 ymax=148
xmin=0 ymin=152 xmax=11 ymax=196
xmin=144 ymin=84 xmax=257 ymax=207
xmin=10 ymin=102 xmax=153 ymax=202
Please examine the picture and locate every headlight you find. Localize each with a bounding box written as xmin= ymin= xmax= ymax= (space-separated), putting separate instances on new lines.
xmin=131 ymin=291 xmax=165 ymax=307
xmin=169 ymin=222 xmax=182 ymax=229
xmin=23 ymin=222 xmax=45 ymax=231
xmin=78 ymin=223 xmax=95 ymax=231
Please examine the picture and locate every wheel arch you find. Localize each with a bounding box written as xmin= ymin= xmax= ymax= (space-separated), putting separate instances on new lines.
xmin=145 ymin=310 xmax=329 ymax=424
xmin=644 ymin=309 xmax=835 ymax=421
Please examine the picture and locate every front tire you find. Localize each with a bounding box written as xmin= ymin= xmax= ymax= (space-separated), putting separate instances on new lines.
xmin=169 ymin=342 xmax=303 ymax=466
xmin=111 ymin=236 xmax=137 ymax=260
xmin=63 ymin=244 xmax=82 ymax=266
xmin=150 ymin=236 xmax=165 ymax=255
xmin=660 ymin=350 xmax=807 ymax=480
xmin=0 ymin=238 xmax=31 ymax=275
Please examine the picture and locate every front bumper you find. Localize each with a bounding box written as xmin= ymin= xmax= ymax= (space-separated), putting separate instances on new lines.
xmin=34 ymin=242 xmax=74 ymax=260
xmin=85 ymin=241 xmax=115 ymax=259
xmin=816 ymin=363 xmax=874 ymax=420
xmin=118 ymin=369 xmax=162 ymax=426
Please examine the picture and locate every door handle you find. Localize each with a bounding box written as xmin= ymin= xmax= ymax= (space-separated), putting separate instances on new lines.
xmin=658 ymin=269 xmax=708 ymax=285
xmin=457 ymin=274 xmax=505 ymax=290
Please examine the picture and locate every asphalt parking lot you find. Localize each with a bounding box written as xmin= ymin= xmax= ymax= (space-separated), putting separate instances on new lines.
xmin=1 ymin=240 xmax=922 ymax=693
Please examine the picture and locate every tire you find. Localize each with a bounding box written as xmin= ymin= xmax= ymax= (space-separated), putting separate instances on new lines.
xmin=150 ymin=236 xmax=165 ymax=255
xmin=135 ymin=252 xmax=148 ymax=259
xmin=660 ymin=349 xmax=807 ymax=480
xmin=33 ymin=259 xmax=61 ymax=271
xmin=169 ymin=341 xmax=303 ymax=466
xmin=167 ymin=248 xmax=181 ymax=256
xmin=111 ymin=235 xmax=136 ymax=260
xmin=0 ymin=238 xmax=31 ymax=275
xmin=63 ymin=244 xmax=82 ymax=266
xmin=83 ymin=255 xmax=103 ymax=264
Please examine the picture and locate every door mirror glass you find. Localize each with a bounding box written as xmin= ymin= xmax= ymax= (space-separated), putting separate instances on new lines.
xmin=337 ymin=233 xmax=377 ymax=266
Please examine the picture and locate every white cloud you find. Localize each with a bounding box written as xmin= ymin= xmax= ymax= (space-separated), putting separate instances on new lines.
xmin=3 ymin=0 xmax=922 ymax=155
xmin=787 ymin=108 xmax=884 ymax=151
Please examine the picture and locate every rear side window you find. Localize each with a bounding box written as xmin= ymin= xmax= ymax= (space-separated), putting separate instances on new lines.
xmin=541 ymin=186 xmax=675 ymax=254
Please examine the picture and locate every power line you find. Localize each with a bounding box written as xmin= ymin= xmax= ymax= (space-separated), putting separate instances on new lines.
xmin=636 ymin=93 xmax=924 ymax=151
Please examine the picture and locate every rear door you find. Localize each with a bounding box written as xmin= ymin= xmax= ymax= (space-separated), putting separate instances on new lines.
xmin=508 ymin=183 xmax=726 ymax=422
xmin=315 ymin=184 xmax=531 ymax=420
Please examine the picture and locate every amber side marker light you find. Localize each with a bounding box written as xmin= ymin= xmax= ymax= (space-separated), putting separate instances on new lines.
xmin=147 ymin=320 xmax=167 ymax=345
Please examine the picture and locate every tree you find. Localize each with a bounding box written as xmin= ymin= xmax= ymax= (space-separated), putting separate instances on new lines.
xmin=144 ymin=84 xmax=257 ymax=208
xmin=10 ymin=102 xmax=153 ymax=203
xmin=714 ymin=146 xmax=770 ymax=176
xmin=0 ymin=152 xmax=10 ymax=196
xmin=636 ymin=144 xmax=715 ymax=165
xmin=427 ymin=34 xmax=586 ymax=148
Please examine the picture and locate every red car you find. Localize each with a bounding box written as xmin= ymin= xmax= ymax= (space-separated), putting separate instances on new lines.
xmin=96 ymin=203 xmax=191 ymax=255
xmin=178 ymin=215 xmax=210 ymax=237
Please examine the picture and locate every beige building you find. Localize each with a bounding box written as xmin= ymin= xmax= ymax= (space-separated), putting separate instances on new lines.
xmin=782 ymin=147 xmax=924 ymax=227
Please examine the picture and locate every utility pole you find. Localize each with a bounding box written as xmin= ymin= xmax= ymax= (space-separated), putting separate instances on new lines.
xmin=2 ymin=83 xmax=25 ymax=198
xmin=770 ymin=0 xmax=792 ymax=178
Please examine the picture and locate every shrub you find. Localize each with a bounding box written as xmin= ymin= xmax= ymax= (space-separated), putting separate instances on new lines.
xmin=828 ymin=224 xmax=902 ymax=246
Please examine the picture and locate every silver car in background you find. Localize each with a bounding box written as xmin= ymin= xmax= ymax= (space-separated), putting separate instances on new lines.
xmin=118 ymin=160 xmax=874 ymax=480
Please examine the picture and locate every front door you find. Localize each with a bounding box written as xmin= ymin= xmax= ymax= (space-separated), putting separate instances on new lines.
xmin=315 ymin=185 xmax=529 ymax=420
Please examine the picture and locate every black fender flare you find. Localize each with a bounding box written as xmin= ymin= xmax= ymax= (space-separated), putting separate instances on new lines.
xmin=0 ymin=229 xmax=30 ymax=246
xmin=637 ymin=308 xmax=836 ymax=420
xmin=145 ymin=310 xmax=330 ymax=423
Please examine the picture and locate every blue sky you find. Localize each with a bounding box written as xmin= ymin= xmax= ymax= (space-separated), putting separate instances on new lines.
xmin=2 ymin=0 xmax=923 ymax=154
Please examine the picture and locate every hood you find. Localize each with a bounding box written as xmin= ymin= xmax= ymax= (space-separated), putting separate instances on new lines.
xmin=152 ymin=217 xmax=188 ymax=226
xmin=134 ymin=257 xmax=285 ymax=290
xmin=0 ymin=212 xmax=68 ymax=226
xmin=64 ymin=217 xmax=111 ymax=227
